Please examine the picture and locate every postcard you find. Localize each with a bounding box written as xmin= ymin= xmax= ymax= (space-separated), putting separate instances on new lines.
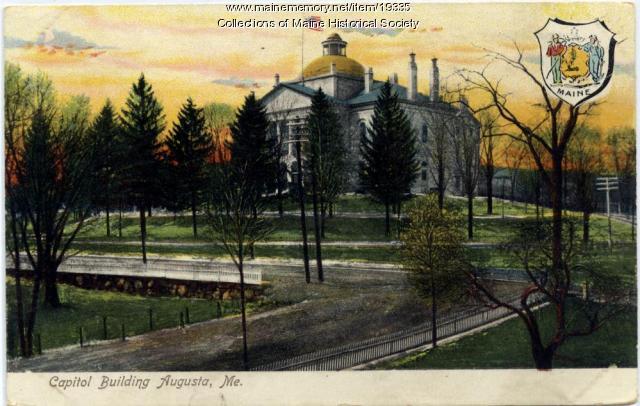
xmin=3 ymin=1 xmax=637 ymax=405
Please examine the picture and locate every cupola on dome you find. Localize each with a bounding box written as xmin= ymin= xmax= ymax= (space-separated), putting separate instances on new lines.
xmin=302 ymin=33 xmax=365 ymax=78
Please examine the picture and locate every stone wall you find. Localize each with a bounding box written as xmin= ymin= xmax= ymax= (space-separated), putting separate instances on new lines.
xmin=6 ymin=268 xmax=263 ymax=301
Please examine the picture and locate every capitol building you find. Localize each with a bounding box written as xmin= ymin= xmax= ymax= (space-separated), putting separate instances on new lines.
xmin=261 ymin=33 xmax=479 ymax=194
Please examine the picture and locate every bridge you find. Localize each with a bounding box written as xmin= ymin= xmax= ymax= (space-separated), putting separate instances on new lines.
xmin=6 ymin=254 xmax=262 ymax=286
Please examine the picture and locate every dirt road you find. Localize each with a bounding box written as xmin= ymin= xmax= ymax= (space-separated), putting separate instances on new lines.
xmin=9 ymin=268 xmax=438 ymax=371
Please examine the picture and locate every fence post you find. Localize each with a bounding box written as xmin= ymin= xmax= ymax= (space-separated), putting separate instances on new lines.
xmin=79 ymin=327 xmax=84 ymax=348
xmin=121 ymin=323 xmax=125 ymax=341
xmin=37 ymin=333 xmax=42 ymax=355
xmin=103 ymin=316 xmax=108 ymax=340
xmin=185 ymin=307 xmax=190 ymax=324
xmin=148 ymin=308 xmax=153 ymax=331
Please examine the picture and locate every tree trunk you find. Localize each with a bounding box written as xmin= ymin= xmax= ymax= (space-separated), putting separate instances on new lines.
xmin=397 ymin=201 xmax=402 ymax=240
xmin=486 ymin=165 xmax=494 ymax=215
xmin=632 ymin=204 xmax=636 ymax=242
xmin=238 ymin=248 xmax=249 ymax=371
xmin=319 ymin=197 xmax=327 ymax=239
xmin=562 ymin=170 xmax=568 ymax=216
xmin=535 ymin=183 xmax=541 ymax=223
xmin=550 ymin=157 xmax=563 ymax=275
xmin=384 ymin=202 xmax=391 ymax=236
xmin=467 ymin=192 xmax=474 ymax=240
xmin=311 ymin=174 xmax=324 ymax=282
xmin=118 ymin=201 xmax=123 ymax=239
xmin=531 ymin=342 xmax=555 ymax=370
xmin=582 ymin=210 xmax=590 ymax=244
xmin=25 ymin=263 xmax=43 ymax=357
xmin=438 ymin=162 xmax=445 ymax=210
xmin=43 ymin=261 xmax=61 ymax=308
xmin=147 ymin=206 xmax=152 ymax=217
xmin=106 ymin=199 xmax=111 ymax=238
xmin=295 ymin=143 xmax=311 ymax=283
xmin=9 ymin=204 xmax=27 ymax=356
xmin=191 ymin=191 xmax=198 ymax=239
xmin=249 ymin=207 xmax=256 ymax=260
xmin=277 ymin=186 xmax=284 ymax=219
xmin=139 ymin=206 xmax=147 ymax=264
xmin=431 ymin=279 xmax=438 ymax=348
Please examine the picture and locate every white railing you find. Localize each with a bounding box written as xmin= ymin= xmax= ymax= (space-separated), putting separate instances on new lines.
xmin=6 ymin=254 xmax=262 ymax=285
xmin=251 ymin=295 xmax=546 ymax=371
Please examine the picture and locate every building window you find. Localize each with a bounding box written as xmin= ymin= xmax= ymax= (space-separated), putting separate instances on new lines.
xmin=421 ymin=161 xmax=427 ymax=181
xmin=280 ymin=121 xmax=289 ymax=139
xmin=281 ymin=121 xmax=291 ymax=155
xmin=421 ymin=124 xmax=428 ymax=143
xmin=359 ymin=121 xmax=368 ymax=140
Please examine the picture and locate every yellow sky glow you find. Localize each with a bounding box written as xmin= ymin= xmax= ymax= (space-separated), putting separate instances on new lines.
xmin=3 ymin=3 xmax=635 ymax=133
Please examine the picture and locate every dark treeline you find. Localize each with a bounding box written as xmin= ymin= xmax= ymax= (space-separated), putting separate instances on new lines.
xmin=5 ymin=63 xmax=426 ymax=363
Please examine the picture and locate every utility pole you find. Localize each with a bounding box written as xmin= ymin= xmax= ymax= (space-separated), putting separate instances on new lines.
xmin=285 ymin=120 xmax=311 ymax=283
xmin=596 ymin=176 xmax=619 ymax=250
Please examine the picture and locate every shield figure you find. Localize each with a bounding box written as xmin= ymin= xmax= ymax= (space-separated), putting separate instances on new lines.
xmin=535 ymin=19 xmax=616 ymax=106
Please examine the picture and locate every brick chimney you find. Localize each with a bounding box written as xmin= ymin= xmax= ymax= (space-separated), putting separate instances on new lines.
xmin=430 ymin=58 xmax=440 ymax=102
xmin=408 ymin=52 xmax=418 ymax=101
xmin=364 ymin=67 xmax=373 ymax=93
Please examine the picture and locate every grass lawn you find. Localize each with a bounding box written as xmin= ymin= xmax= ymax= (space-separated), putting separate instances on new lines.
xmin=75 ymin=209 xmax=633 ymax=247
xmin=77 ymin=215 xmax=399 ymax=243
xmin=70 ymin=242 xmax=405 ymax=264
xmin=470 ymin=245 xmax=636 ymax=279
xmin=374 ymin=301 xmax=637 ymax=369
xmin=71 ymin=240 xmax=636 ymax=279
xmin=5 ymin=279 xmax=256 ymax=358
xmin=263 ymin=194 xmax=387 ymax=213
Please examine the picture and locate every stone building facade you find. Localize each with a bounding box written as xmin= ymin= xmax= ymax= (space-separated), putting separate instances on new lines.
xmin=261 ymin=33 xmax=479 ymax=195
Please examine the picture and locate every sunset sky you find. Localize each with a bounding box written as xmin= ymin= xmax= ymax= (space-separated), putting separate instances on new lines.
xmin=3 ymin=3 xmax=635 ymax=133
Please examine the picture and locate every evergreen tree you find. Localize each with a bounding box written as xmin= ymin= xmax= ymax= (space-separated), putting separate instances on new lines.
xmin=359 ymin=81 xmax=419 ymax=236
xmin=226 ymin=92 xmax=277 ymax=257
xmin=89 ymin=99 xmax=122 ymax=237
xmin=306 ymin=88 xmax=347 ymax=238
xmin=120 ymin=74 xmax=165 ymax=263
xmin=227 ymin=92 xmax=276 ymax=191
xmin=165 ymin=97 xmax=213 ymax=238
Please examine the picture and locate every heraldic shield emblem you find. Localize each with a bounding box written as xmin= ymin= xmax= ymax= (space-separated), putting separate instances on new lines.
xmin=535 ymin=19 xmax=616 ymax=106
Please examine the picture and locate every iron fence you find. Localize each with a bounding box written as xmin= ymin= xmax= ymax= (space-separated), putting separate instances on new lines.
xmin=252 ymin=295 xmax=546 ymax=371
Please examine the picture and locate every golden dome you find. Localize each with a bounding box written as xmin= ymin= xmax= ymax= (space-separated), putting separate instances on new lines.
xmin=302 ymin=55 xmax=365 ymax=78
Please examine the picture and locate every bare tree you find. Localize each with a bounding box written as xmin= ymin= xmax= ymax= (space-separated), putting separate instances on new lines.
xmin=468 ymin=219 xmax=632 ymax=369
xmin=458 ymin=42 xmax=599 ymax=286
xmin=206 ymin=162 xmax=273 ymax=370
xmin=519 ymin=153 xmax=545 ymax=221
xmin=449 ymin=109 xmax=481 ymax=239
xmin=502 ymin=138 xmax=528 ymax=203
xmin=566 ymin=126 xmax=603 ymax=243
xmin=607 ymin=127 xmax=636 ymax=239
xmin=264 ymin=94 xmax=297 ymax=218
xmin=479 ymin=111 xmax=500 ymax=214
xmin=419 ymin=109 xmax=453 ymax=210
xmin=5 ymin=66 xmax=96 ymax=361
xmin=5 ymin=62 xmax=34 ymax=357
xmin=457 ymin=43 xmax=614 ymax=369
